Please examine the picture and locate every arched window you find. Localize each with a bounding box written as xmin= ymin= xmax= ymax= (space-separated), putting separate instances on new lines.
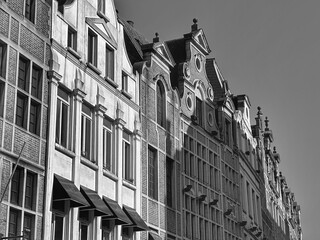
xmin=156 ymin=81 xmax=165 ymax=127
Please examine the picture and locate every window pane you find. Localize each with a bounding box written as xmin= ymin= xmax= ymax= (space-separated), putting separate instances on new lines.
xmin=157 ymin=82 xmax=165 ymax=127
xmin=25 ymin=0 xmax=35 ymax=22
xmin=9 ymin=209 xmax=19 ymax=237
xmin=88 ymin=30 xmax=97 ymax=66
xmin=105 ymin=47 xmax=114 ymax=80
xmin=61 ymin=103 xmax=68 ymax=148
xmin=80 ymin=224 xmax=88 ymax=240
xmin=23 ymin=214 xmax=33 ymax=240
xmin=31 ymin=65 xmax=42 ymax=99
xmin=29 ymin=101 xmax=40 ymax=135
xmin=11 ymin=169 xmax=21 ymax=205
xmin=54 ymin=215 xmax=64 ymax=240
xmin=0 ymin=81 xmax=5 ymax=117
xmin=18 ymin=57 xmax=29 ymax=91
xmin=25 ymin=172 xmax=36 ymax=210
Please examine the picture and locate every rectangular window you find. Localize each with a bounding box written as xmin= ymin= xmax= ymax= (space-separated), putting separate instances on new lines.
xmin=81 ymin=104 xmax=93 ymax=160
xmin=225 ymin=119 xmax=231 ymax=146
xmin=0 ymin=41 xmax=7 ymax=78
xmin=123 ymin=131 xmax=133 ymax=183
xmin=88 ymin=29 xmax=97 ymax=66
xmin=246 ymin=182 xmax=252 ymax=216
xmin=25 ymin=172 xmax=36 ymax=210
xmin=252 ymin=189 xmax=257 ymax=222
xmin=52 ymin=214 xmax=64 ymax=240
xmin=31 ymin=64 xmax=42 ymax=99
xmin=23 ymin=213 xmax=34 ymax=240
xmin=68 ymin=27 xmax=77 ymax=50
xmin=103 ymin=118 xmax=113 ymax=173
xmin=166 ymin=158 xmax=174 ymax=207
xmin=9 ymin=209 xmax=20 ymax=237
xmin=148 ymin=147 xmax=157 ymax=199
xmin=11 ymin=167 xmax=23 ymax=206
xmin=101 ymin=219 xmax=114 ymax=240
xmin=56 ymin=87 xmax=70 ymax=149
xmin=105 ymin=46 xmax=114 ymax=80
xmin=196 ymin=97 xmax=202 ymax=126
xmin=0 ymin=81 xmax=5 ymax=117
xmin=80 ymin=223 xmax=88 ymax=240
xmin=29 ymin=100 xmax=40 ymax=135
xmin=25 ymin=0 xmax=35 ymax=23
xmin=122 ymin=72 xmax=128 ymax=92
xmin=18 ymin=56 xmax=30 ymax=92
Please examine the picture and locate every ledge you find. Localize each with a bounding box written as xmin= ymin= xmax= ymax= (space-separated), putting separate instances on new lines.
xmin=66 ymin=47 xmax=81 ymax=59
xmin=55 ymin=143 xmax=76 ymax=158
xmin=104 ymin=76 xmax=118 ymax=88
xmin=121 ymin=90 xmax=133 ymax=100
xmin=80 ymin=157 xmax=98 ymax=171
xmin=122 ymin=179 xmax=136 ymax=190
xmin=87 ymin=62 xmax=102 ymax=75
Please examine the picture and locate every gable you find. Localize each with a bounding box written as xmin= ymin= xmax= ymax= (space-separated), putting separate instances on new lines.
xmin=153 ymin=43 xmax=175 ymax=67
xmin=193 ymin=29 xmax=210 ymax=54
xmin=85 ymin=18 xmax=117 ymax=49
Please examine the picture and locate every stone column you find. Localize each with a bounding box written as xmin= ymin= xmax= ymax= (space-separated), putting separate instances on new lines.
xmin=134 ymin=116 xmax=142 ymax=240
xmin=115 ymin=104 xmax=126 ymax=240
xmin=43 ymin=68 xmax=61 ymax=239
xmin=70 ymin=77 xmax=86 ymax=240
xmin=95 ymin=90 xmax=107 ymax=240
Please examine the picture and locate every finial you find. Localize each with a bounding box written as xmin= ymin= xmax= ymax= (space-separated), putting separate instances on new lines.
xmin=273 ymin=146 xmax=277 ymax=153
xmin=265 ymin=116 xmax=269 ymax=130
xmin=192 ymin=18 xmax=198 ymax=31
xmin=153 ymin=32 xmax=160 ymax=43
xmin=257 ymin=106 xmax=262 ymax=117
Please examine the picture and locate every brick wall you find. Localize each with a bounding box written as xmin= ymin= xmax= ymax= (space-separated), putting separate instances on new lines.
xmin=0 ymin=119 xmax=3 ymax=147
xmin=0 ymin=9 xmax=9 ymax=37
xmin=10 ymin=17 xmax=19 ymax=44
xmin=146 ymin=85 xmax=155 ymax=121
xmin=4 ymin=123 xmax=13 ymax=151
xmin=5 ymin=84 xmax=15 ymax=123
xmin=8 ymin=47 xmax=17 ymax=86
xmin=7 ymin=0 xmax=24 ymax=16
xmin=14 ymin=129 xmax=40 ymax=164
xmin=0 ymin=159 xmax=10 ymax=202
xmin=158 ymin=127 xmax=166 ymax=152
xmin=158 ymin=152 xmax=165 ymax=204
xmin=148 ymin=199 xmax=159 ymax=226
xmin=0 ymin=203 xmax=8 ymax=236
xmin=141 ymin=141 xmax=148 ymax=195
xmin=37 ymin=175 xmax=44 ymax=213
xmin=36 ymin=1 xmax=50 ymax=38
xmin=20 ymin=25 xmax=45 ymax=63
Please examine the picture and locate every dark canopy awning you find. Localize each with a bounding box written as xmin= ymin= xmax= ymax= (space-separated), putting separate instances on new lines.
xmin=102 ymin=196 xmax=132 ymax=225
xmin=149 ymin=232 xmax=162 ymax=240
xmin=52 ymin=174 xmax=89 ymax=208
xmin=123 ymin=205 xmax=149 ymax=232
xmin=80 ymin=186 xmax=113 ymax=216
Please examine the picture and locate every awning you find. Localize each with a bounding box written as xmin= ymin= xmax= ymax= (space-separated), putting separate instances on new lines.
xmin=52 ymin=174 xmax=89 ymax=208
xmin=123 ymin=205 xmax=149 ymax=231
xmin=102 ymin=196 xmax=132 ymax=225
xmin=149 ymin=232 xmax=162 ymax=240
xmin=80 ymin=186 xmax=113 ymax=216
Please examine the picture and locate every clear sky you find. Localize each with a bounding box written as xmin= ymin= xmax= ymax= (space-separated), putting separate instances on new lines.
xmin=115 ymin=0 xmax=320 ymax=238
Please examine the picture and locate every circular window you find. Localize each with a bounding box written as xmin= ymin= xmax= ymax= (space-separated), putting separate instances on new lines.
xmin=207 ymin=87 xmax=214 ymax=101
xmin=195 ymin=55 xmax=202 ymax=71
xmin=184 ymin=63 xmax=191 ymax=79
xmin=186 ymin=93 xmax=193 ymax=110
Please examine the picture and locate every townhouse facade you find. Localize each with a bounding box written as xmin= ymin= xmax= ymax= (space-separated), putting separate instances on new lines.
xmin=0 ymin=0 xmax=50 ymax=239
xmin=44 ymin=0 xmax=148 ymax=240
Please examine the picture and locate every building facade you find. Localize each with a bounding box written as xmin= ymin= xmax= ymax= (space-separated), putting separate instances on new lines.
xmin=44 ymin=0 xmax=148 ymax=240
xmin=0 ymin=0 xmax=51 ymax=239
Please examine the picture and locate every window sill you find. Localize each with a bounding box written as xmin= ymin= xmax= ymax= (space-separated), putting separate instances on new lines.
xmin=97 ymin=11 xmax=110 ymax=23
xmin=103 ymin=169 xmax=118 ymax=181
xmin=121 ymin=90 xmax=132 ymax=100
xmin=55 ymin=143 xmax=75 ymax=158
xmin=104 ymin=77 xmax=118 ymax=88
xmin=67 ymin=47 xmax=81 ymax=59
xmin=80 ymin=157 xmax=98 ymax=171
xmin=122 ymin=179 xmax=136 ymax=190
xmin=87 ymin=62 xmax=102 ymax=75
